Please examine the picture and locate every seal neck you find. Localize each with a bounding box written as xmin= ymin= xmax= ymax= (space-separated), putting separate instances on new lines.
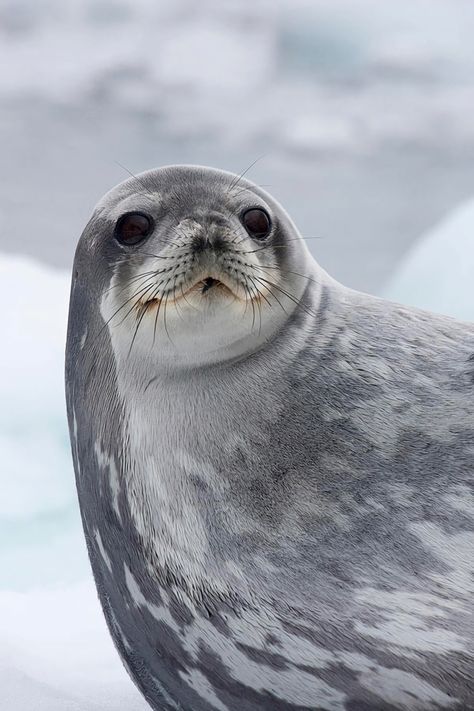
xmin=111 ymin=276 xmax=348 ymax=600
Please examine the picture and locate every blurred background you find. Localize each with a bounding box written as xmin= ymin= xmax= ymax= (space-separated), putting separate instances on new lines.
xmin=1 ymin=1 xmax=473 ymax=709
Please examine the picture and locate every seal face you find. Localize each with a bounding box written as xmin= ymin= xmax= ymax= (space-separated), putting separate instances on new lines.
xmin=66 ymin=165 xmax=474 ymax=711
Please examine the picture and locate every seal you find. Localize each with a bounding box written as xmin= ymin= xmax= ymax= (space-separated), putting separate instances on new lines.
xmin=66 ymin=165 xmax=474 ymax=710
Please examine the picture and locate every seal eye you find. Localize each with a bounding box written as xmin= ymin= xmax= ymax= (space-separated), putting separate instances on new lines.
xmin=242 ymin=208 xmax=271 ymax=240
xmin=115 ymin=212 xmax=153 ymax=246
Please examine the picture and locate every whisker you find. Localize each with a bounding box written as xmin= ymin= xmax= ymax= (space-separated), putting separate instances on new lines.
xmin=227 ymin=155 xmax=266 ymax=193
xmin=115 ymin=161 xmax=156 ymax=199
xmin=115 ymin=279 xmax=165 ymax=328
xmin=252 ymin=275 xmax=316 ymax=320
xmin=241 ymin=278 xmax=252 ymax=321
xmin=230 ymin=183 xmax=272 ymax=200
xmin=242 ymin=275 xmax=255 ymax=332
xmin=152 ymin=287 xmax=164 ymax=348
xmin=171 ymin=276 xmax=185 ymax=323
xmin=147 ymin=274 xmax=176 ymax=347
xmin=90 ymin=277 xmax=157 ymax=348
xmin=252 ymin=275 xmax=289 ymax=317
xmin=179 ymin=282 xmax=200 ymax=311
xmin=235 ymin=236 xmax=322 ymax=256
xmin=229 ymin=226 xmax=245 ymax=247
xmin=162 ymin=289 xmax=173 ymax=344
xmin=127 ymin=293 xmax=154 ymax=359
xmin=243 ymin=281 xmax=253 ymax=326
xmin=245 ymin=275 xmax=262 ymax=336
xmin=249 ymin=262 xmax=320 ymax=287
xmin=137 ymin=250 xmax=190 ymax=262
xmin=246 ymin=273 xmax=273 ymax=311
xmin=102 ymin=270 xmax=162 ymax=296
xmin=152 ymin=274 xmax=175 ymax=347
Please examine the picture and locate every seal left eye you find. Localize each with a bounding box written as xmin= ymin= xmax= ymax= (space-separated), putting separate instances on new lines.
xmin=115 ymin=212 xmax=153 ymax=246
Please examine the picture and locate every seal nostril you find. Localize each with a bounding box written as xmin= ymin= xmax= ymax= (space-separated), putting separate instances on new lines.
xmin=192 ymin=234 xmax=226 ymax=253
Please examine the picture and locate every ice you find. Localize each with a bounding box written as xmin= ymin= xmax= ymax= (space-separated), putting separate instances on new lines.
xmin=0 ymin=255 xmax=146 ymax=709
xmin=0 ymin=256 xmax=84 ymax=587
xmin=385 ymin=198 xmax=474 ymax=321
xmin=0 ymin=582 xmax=147 ymax=710
xmin=0 ymin=255 xmax=69 ymax=417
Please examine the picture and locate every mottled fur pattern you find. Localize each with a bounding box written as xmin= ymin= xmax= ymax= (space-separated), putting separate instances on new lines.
xmin=66 ymin=166 xmax=474 ymax=710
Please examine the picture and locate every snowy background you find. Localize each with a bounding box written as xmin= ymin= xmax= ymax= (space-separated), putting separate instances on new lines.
xmin=1 ymin=1 xmax=473 ymax=709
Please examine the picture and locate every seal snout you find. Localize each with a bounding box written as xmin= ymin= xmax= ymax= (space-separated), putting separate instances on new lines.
xmin=191 ymin=232 xmax=226 ymax=254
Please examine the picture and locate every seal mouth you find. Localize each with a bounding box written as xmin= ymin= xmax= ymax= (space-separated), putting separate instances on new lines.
xmin=183 ymin=275 xmax=236 ymax=299
xmin=199 ymin=277 xmax=219 ymax=293
xmin=137 ymin=272 xmax=247 ymax=312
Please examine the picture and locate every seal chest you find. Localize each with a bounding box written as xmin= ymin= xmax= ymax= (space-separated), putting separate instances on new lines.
xmin=66 ymin=165 xmax=474 ymax=710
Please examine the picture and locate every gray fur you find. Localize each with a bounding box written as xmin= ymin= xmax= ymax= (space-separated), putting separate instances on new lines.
xmin=66 ymin=165 xmax=474 ymax=710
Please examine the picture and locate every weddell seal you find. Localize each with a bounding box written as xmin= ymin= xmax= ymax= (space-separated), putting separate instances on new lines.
xmin=65 ymin=165 xmax=474 ymax=711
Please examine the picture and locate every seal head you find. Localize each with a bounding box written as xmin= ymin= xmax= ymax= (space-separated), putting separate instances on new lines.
xmin=86 ymin=165 xmax=317 ymax=369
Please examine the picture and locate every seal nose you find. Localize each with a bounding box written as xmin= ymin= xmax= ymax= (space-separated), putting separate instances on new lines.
xmin=192 ymin=232 xmax=225 ymax=254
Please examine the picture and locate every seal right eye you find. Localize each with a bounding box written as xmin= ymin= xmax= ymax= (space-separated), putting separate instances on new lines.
xmin=242 ymin=208 xmax=271 ymax=240
xmin=115 ymin=212 xmax=153 ymax=246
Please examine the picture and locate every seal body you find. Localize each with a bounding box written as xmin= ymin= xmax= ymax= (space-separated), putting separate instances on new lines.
xmin=66 ymin=166 xmax=474 ymax=710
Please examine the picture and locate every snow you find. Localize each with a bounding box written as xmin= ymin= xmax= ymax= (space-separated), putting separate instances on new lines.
xmin=385 ymin=198 xmax=474 ymax=321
